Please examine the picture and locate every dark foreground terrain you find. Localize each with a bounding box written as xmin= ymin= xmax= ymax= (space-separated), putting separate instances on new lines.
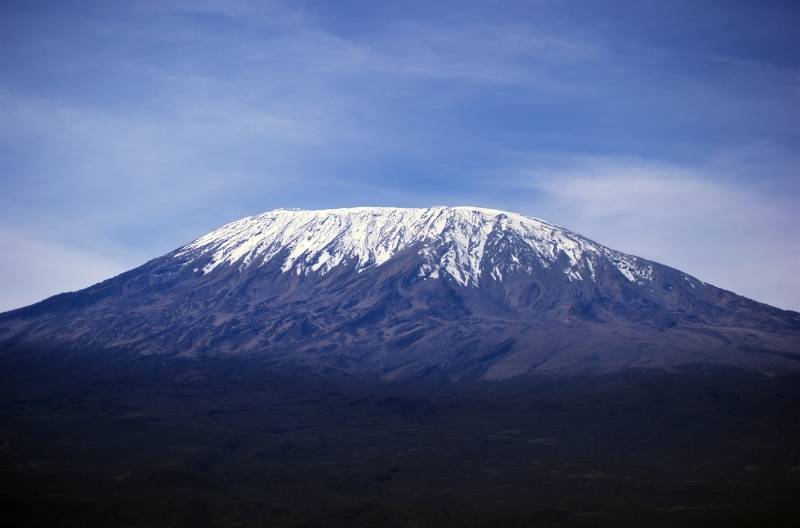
xmin=1 ymin=351 xmax=799 ymax=527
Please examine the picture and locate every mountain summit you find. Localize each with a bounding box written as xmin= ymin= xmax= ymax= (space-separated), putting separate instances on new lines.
xmin=2 ymin=206 xmax=799 ymax=382
xmin=178 ymin=206 xmax=653 ymax=286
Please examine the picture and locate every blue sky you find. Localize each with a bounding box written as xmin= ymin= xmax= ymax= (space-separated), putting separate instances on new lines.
xmin=1 ymin=0 xmax=798 ymax=311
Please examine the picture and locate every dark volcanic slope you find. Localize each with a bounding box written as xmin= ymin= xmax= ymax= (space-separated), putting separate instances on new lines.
xmin=1 ymin=206 xmax=798 ymax=381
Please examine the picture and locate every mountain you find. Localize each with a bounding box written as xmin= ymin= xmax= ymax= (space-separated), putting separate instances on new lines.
xmin=3 ymin=206 xmax=800 ymax=528
xmin=1 ymin=206 xmax=799 ymax=382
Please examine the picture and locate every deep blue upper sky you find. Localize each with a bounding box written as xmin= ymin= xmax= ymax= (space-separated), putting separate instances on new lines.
xmin=0 ymin=0 xmax=798 ymax=310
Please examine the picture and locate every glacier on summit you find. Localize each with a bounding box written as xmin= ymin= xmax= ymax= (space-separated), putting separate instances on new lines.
xmin=177 ymin=206 xmax=659 ymax=287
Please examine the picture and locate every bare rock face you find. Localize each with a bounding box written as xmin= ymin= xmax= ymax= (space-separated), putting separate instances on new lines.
xmin=1 ymin=206 xmax=798 ymax=382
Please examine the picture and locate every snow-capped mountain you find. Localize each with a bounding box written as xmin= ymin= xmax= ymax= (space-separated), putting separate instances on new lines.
xmin=177 ymin=207 xmax=655 ymax=286
xmin=1 ymin=206 xmax=799 ymax=382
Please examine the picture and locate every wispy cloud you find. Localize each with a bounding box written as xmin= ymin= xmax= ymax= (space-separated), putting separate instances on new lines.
xmin=0 ymin=224 xmax=138 ymax=312
xmin=503 ymin=155 xmax=800 ymax=311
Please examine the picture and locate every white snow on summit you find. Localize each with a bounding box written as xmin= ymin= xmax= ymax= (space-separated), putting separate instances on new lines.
xmin=177 ymin=206 xmax=655 ymax=286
